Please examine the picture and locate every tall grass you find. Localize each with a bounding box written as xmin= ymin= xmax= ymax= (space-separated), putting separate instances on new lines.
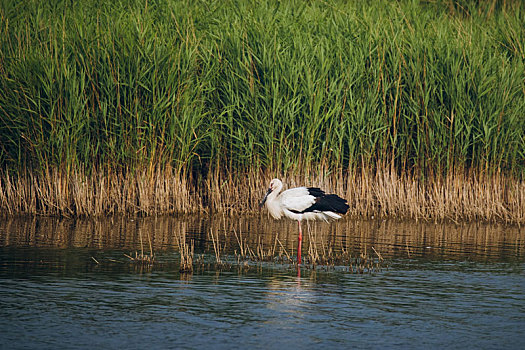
xmin=0 ymin=0 xmax=524 ymax=221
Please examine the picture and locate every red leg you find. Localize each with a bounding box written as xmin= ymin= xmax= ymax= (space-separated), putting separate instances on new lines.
xmin=297 ymin=220 xmax=302 ymax=265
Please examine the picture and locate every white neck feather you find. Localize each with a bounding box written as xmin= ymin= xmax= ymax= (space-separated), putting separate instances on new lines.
xmin=266 ymin=179 xmax=283 ymax=219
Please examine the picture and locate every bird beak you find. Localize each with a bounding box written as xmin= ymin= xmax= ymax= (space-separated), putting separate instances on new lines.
xmin=259 ymin=188 xmax=271 ymax=208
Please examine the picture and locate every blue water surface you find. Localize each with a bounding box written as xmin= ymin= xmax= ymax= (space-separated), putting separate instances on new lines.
xmin=0 ymin=216 xmax=524 ymax=349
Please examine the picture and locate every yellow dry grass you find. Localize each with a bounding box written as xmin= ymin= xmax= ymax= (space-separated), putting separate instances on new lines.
xmin=0 ymin=167 xmax=523 ymax=224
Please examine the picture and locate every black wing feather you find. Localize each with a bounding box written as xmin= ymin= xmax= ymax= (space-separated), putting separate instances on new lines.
xmin=290 ymin=188 xmax=349 ymax=214
xmin=306 ymin=187 xmax=325 ymax=198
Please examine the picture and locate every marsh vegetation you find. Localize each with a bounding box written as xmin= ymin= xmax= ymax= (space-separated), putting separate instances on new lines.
xmin=0 ymin=0 xmax=523 ymax=222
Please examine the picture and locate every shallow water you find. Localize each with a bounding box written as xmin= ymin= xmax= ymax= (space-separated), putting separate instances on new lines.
xmin=0 ymin=216 xmax=524 ymax=349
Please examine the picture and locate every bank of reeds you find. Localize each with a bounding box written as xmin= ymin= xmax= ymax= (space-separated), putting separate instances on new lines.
xmin=0 ymin=0 xmax=524 ymax=223
xmin=0 ymin=167 xmax=523 ymax=223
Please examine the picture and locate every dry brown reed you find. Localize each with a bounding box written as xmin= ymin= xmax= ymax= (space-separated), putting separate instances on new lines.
xmin=1 ymin=167 xmax=523 ymax=224
xmin=0 ymin=167 xmax=201 ymax=217
xmin=209 ymin=227 xmax=223 ymax=266
xmin=302 ymin=223 xmax=384 ymax=272
xmin=348 ymin=249 xmax=383 ymax=274
xmin=275 ymin=237 xmax=292 ymax=263
xmin=124 ymin=226 xmax=155 ymax=265
xmin=176 ymin=224 xmax=194 ymax=273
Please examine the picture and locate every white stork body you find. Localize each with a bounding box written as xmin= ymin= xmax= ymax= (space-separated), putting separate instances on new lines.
xmin=263 ymin=185 xmax=343 ymax=222
xmin=260 ymin=179 xmax=349 ymax=265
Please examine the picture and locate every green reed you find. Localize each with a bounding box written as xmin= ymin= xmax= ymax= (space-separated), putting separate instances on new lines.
xmin=0 ymin=0 xmax=523 ymax=188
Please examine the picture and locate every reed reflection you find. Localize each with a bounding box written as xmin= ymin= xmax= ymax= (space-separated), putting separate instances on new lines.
xmin=0 ymin=216 xmax=523 ymax=265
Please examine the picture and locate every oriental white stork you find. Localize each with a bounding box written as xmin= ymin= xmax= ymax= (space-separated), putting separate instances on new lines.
xmin=259 ymin=178 xmax=349 ymax=265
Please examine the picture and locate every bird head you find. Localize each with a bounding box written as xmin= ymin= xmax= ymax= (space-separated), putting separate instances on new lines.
xmin=259 ymin=179 xmax=281 ymax=208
